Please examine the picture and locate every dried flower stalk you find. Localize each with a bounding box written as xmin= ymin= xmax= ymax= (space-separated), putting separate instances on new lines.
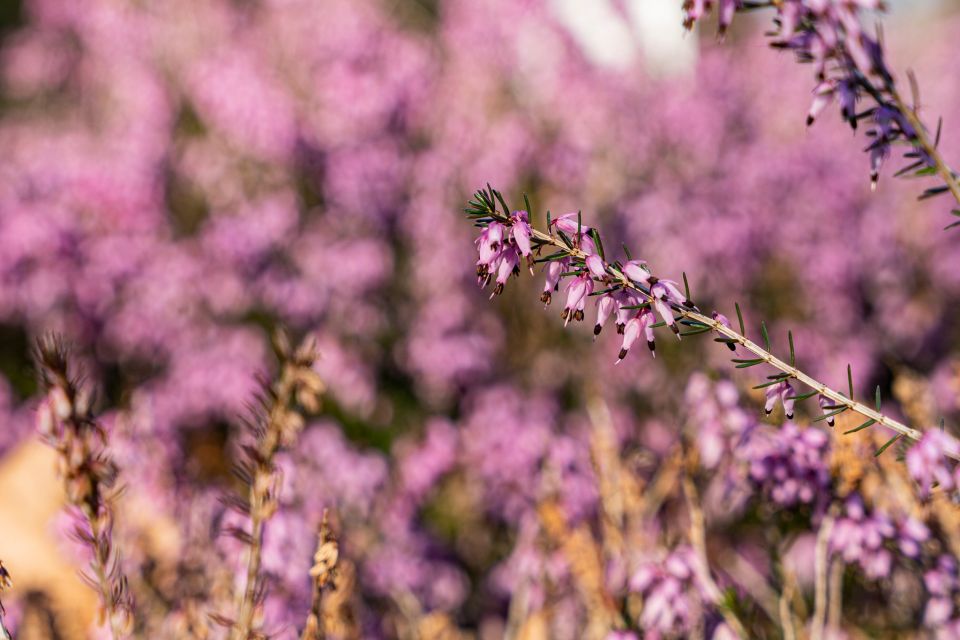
xmin=680 ymin=460 xmax=748 ymax=639
xmin=0 ymin=561 xmax=12 ymax=640
xmin=300 ymin=511 xmax=339 ymax=640
xmin=35 ymin=336 xmax=134 ymax=639
xmin=226 ymin=329 xmax=324 ymax=640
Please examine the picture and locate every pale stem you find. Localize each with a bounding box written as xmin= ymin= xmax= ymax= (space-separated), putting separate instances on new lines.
xmin=86 ymin=509 xmax=127 ymax=640
xmin=810 ymin=507 xmax=837 ymax=640
xmin=682 ymin=469 xmax=748 ymax=639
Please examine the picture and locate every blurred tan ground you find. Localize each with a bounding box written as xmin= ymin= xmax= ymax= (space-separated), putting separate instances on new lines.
xmin=0 ymin=441 xmax=94 ymax=638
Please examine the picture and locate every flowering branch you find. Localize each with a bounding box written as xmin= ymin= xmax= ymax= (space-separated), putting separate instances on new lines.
xmin=684 ymin=1 xmax=960 ymax=227
xmin=466 ymin=186 xmax=958 ymax=460
xmin=224 ymin=330 xmax=324 ymax=640
xmin=35 ymin=336 xmax=134 ymax=639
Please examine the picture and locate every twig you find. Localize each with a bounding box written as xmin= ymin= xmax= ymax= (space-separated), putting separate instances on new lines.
xmin=35 ymin=336 xmax=133 ymax=639
xmin=227 ymin=330 xmax=324 ymax=640
xmin=0 ymin=561 xmax=12 ymax=640
xmin=827 ymin=559 xmax=844 ymax=631
xmin=717 ymin=551 xmax=781 ymax=626
xmin=301 ymin=511 xmax=339 ymax=640
xmin=779 ymin=575 xmax=797 ymax=640
xmin=811 ymin=507 xmax=838 ymax=640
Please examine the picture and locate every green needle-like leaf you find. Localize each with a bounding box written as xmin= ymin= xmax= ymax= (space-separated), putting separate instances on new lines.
xmin=845 ymin=418 xmax=877 ymax=434
xmin=875 ymin=434 xmax=903 ymax=457
xmin=735 ymin=302 xmax=746 ymax=335
xmin=814 ymin=407 xmax=848 ymax=423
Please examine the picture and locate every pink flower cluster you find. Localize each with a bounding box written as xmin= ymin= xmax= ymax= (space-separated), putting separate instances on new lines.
xmin=473 ymin=204 xmax=694 ymax=364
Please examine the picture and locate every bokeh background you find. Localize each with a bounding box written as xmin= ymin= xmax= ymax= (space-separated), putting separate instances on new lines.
xmin=2 ymin=0 xmax=960 ymax=638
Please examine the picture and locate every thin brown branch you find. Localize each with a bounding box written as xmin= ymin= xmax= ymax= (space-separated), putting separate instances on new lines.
xmin=681 ymin=463 xmax=748 ymax=639
xmin=229 ymin=330 xmax=324 ymax=640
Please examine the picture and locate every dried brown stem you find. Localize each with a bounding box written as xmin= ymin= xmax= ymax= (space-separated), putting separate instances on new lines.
xmin=681 ymin=465 xmax=748 ymax=639
xmin=35 ymin=336 xmax=133 ymax=639
xmin=229 ymin=330 xmax=324 ymax=640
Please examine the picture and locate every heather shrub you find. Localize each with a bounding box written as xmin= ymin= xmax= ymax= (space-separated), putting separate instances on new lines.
xmin=0 ymin=0 xmax=960 ymax=638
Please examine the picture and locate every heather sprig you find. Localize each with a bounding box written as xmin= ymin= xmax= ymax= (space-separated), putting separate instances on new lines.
xmin=684 ymin=0 xmax=960 ymax=226
xmin=35 ymin=336 xmax=135 ymax=639
xmin=467 ymin=186 xmax=956 ymax=458
xmin=219 ymin=329 xmax=324 ymax=640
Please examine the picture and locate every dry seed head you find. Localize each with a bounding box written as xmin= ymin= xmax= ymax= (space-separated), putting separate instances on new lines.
xmin=309 ymin=541 xmax=339 ymax=587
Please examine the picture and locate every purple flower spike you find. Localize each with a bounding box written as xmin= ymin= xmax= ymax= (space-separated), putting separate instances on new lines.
xmin=906 ymin=429 xmax=960 ymax=498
